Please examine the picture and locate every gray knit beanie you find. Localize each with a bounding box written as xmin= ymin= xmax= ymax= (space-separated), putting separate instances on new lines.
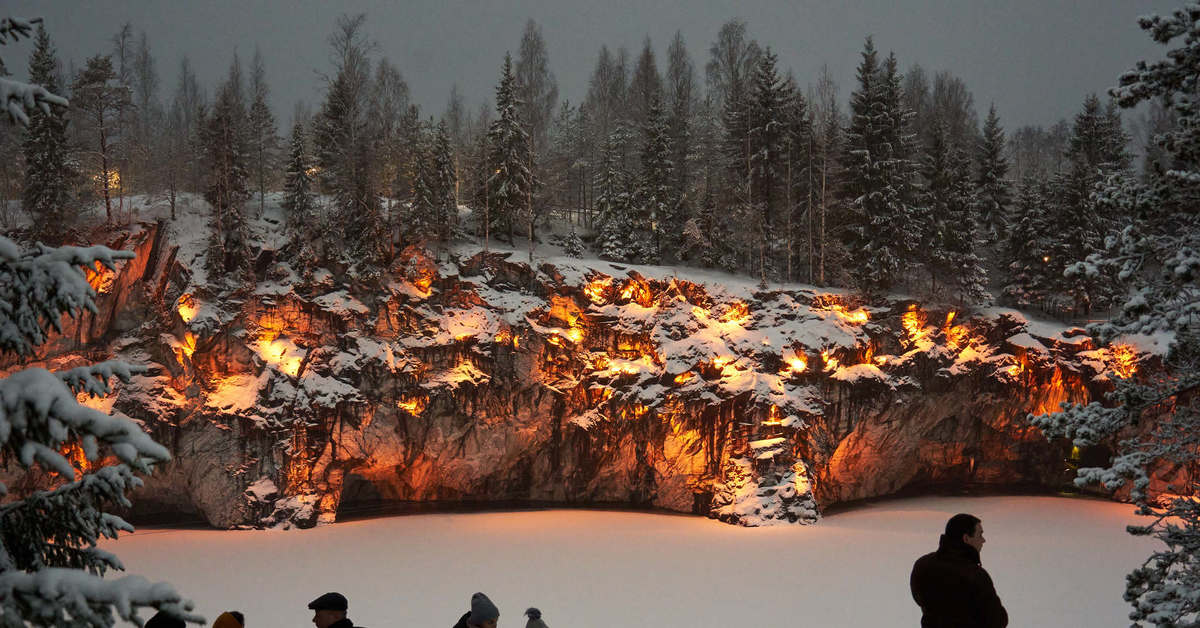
xmin=469 ymin=592 xmax=499 ymax=625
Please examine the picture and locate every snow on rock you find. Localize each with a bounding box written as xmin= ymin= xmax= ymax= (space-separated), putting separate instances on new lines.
xmin=14 ymin=210 xmax=1152 ymax=530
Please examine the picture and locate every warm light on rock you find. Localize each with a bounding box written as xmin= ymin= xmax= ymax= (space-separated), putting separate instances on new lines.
xmin=177 ymin=294 xmax=197 ymax=323
xmin=785 ymin=355 xmax=808 ymax=373
xmin=1108 ymin=343 xmax=1138 ymax=379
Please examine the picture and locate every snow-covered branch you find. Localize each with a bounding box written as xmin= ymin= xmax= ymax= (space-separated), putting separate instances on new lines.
xmin=0 ymin=236 xmax=134 ymax=356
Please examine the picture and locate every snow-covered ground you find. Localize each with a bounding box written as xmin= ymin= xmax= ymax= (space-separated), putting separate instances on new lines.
xmin=104 ymin=495 xmax=1154 ymax=628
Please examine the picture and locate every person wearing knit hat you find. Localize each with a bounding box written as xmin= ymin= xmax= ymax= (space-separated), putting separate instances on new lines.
xmin=523 ymin=608 xmax=548 ymax=628
xmin=451 ymin=592 xmax=500 ymax=628
xmin=212 ymin=611 xmax=245 ymax=628
xmin=307 ymin=592 xmax=363 ymax=628
xmin=145 ymin=611 xmax=185 ymax=628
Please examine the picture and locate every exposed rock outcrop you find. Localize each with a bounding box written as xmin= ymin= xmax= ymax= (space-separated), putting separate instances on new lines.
xmin=2 ymin=216 xmax=1153 ymax=528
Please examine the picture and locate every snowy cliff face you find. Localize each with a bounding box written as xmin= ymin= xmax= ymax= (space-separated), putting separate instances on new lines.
xmin=2 ymin=213 xmax=1150 ymax=528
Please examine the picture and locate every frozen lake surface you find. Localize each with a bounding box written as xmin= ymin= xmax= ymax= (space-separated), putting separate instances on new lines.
xmin=104 ymin=495 xmax=1156 ymax=628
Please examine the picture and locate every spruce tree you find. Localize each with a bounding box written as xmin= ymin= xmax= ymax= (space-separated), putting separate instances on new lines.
xmin=21 ymin=25 xmax=72 ymax=242
xmin=432 ymin=119 xmax=457 ymax=247
xmin=0 ymin=20 xmax=197 ymax=623
xmin=1033 ymin=8 xmax=1200 ymax=624
xmin=282 ymin=119 xmax=317 ymax=260
xmin=595 ymin=126 xmax=635 ymax=262
xmin=975 ymin=104 xmax=1011 ymax=242
xmin=1001 ymin=175 xmax=1054 ymax=308
xmin=247 ymin=48 xmax=279 ymax=217
xmin=841 ymin=41 xmax=919 ymax=295
xmin=200 ymin=63 xmax=251 ymax=275
xmin=922 ymin=124 xmax=988 ymax=304
xmin=485 ymin=54 xmax=535 ymax=245
xmin=637 ymin=94 xmax=675 ymax=264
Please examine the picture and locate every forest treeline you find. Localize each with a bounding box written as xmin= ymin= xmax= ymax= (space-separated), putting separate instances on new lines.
xmin=8 ymin=15 xmax=1160 ymax=316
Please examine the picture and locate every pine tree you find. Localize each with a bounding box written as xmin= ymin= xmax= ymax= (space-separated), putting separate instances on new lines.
xmin=1044 ymin=94 xmax=1131 ymax=315
xmin=409 ymin=122 xmax=436 ymax=241
xmin=975 ymin=104 xmax=1011 ymax=242
xmin=21 ymin=25 xmax=72 ymax=242
xmin=486 ymin=53 xmax=535 ymax=246
xmin=70 ymin=55 xmax=130 ymax=223
xmin=200 ymin=61 xmax=251 ymax=275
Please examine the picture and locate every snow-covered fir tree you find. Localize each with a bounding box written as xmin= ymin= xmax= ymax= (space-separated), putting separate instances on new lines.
xmin=1001 ymin=175 xmax=1054 ymax=308
xmin=409 ymin=119 xmax=455 ymax=251
xmin=921 ymin=123 xmax=988 ymax=304
xmin=21 ymin=25 xmax=73 ymax=243
xmin=1041 ymin=94 xmax=1131 ymax=315
xmin=199 ymin=61 xmax=252 ymax=275
xmin=595 ymin=126 xmax=636 ymax=262
xmin=781 ymin=74 xmax=813 ymax=283
xmin=432 ymin=119 xmax=458 ymax=247
xmin=247 ymin=48 xmax=279 ymax=217
xmin=841 ymin=39 xmax=919 ymax=295
xmin=562 ymin=227 xmax=585 ymax=258
xmin=1035 ymin=8 xmax=1200 ymax=623
xmin=636 ymin=94 xmax=675 ymax=264
xmin=485 ymin=53 xmax=535 ymax=245
xmin=282 ymin=118 xmax=317 ymax=261
xmin=0 ymin=238 xmax=202 ymax=628
xmin=0 ymin=18 xmax=197 ymax=626
xmin=975 ymin=104 xmax=1011 ymax=242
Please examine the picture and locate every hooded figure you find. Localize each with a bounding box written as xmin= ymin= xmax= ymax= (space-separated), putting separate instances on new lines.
xmin=523 ymin=608 xmax=548 ymax=628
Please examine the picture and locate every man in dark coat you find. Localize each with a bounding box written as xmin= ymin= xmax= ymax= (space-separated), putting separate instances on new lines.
xmin=308 ymin=592 xmax=362 ymax=628
xmin=910 ymin=513 xmax=1008 ymax=628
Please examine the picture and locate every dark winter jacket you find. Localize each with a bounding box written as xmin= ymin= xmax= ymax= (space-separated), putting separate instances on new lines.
xmin=452 ymin=611 xmax=472 ymax=628
xmin=329 ymin=618 xmax=361 ymax=628
xmin=910 ymin=534 xmax=1008 ymax=628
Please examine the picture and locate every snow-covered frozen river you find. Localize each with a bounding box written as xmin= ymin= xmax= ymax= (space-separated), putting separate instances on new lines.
xmin=105 ymin=495 xmax=1155 ymax=628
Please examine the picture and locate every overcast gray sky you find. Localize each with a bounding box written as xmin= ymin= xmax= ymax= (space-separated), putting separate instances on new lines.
xmin=6 ymin=1 xmax=1179 ymax=132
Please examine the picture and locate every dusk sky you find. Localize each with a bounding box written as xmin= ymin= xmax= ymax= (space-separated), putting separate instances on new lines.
xmin=8 ymin=1 xmax=1180 ymax=133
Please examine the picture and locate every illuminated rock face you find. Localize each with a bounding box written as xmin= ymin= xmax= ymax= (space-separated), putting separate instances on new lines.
xmin=7 ymin=224 xmax=1148 ymax=528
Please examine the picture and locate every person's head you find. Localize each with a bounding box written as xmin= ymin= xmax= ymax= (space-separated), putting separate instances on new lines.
xmin=468 ymin=592 xmax=499 ymax=628
xmin=145 ymin=611 xmax=186 ymax=628
xmin=945 ymin=513 xmax=984 ymax=552
xmin=212 ymin=611 xmax=244 ymax=628
xmin=307 ymin=592 xmax=348 ymax=628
